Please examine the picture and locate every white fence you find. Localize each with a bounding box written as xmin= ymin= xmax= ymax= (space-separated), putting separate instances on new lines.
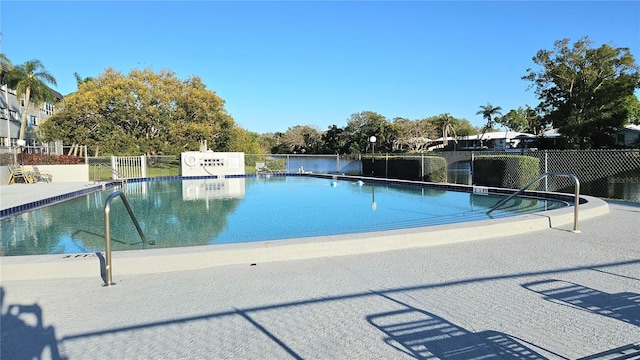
xmin=110 ymin=156 xmax=147 ymax=179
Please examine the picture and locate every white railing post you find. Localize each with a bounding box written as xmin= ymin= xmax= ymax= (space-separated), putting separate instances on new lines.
xmin=110 ymin=156 xmax=118 ymax=180
xmin=141 ymin=155 xmax=147 ymax=178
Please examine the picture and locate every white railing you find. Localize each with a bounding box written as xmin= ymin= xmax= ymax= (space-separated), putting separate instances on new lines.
xmin=110 ymin=155 xmax=147 ymax=179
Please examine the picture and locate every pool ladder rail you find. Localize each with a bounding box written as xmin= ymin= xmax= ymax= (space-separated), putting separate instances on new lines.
xmin=103 ymin=190 xmax=154 ymax=286
xmin=486 ymin=172 xmax=580 ymax=233
xmin=92 ymin=163 xmax=127 ymax=184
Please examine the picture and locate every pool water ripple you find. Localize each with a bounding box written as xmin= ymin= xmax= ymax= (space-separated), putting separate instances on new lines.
xmin=0 ymin=177 xmax=567 ymax=256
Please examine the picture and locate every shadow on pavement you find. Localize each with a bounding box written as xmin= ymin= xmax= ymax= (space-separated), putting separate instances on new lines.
xmin=0 ymin=287 xmax=66 ymax=360
xmin=522 ymin=279 xmax=640 ymax=327
xmin=366 ymin=292 xmax=555 ymax=359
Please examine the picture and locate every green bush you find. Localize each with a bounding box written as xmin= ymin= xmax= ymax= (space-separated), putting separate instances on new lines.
xmin=385 ymin=158 xmax=421 ymax=180
xmin=473 ymin=155 xmax=540 ymax=189
xmin=422 ymin=156 xmax=447 ymax=183
xmin=362 ymin=156 xmax=447 ymax=183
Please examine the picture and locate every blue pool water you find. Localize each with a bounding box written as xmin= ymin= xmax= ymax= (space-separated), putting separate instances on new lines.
xmin=0 ymin=176 xmax=567 ymax=256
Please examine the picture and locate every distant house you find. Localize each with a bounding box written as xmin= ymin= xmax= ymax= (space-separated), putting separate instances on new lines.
xmin=536 ymin=128 xmax=566 ymax=149
xmin=613 ymin=124 xmax=640 ymax=147
xmin=452 ymin=132 xmax=536 ymax=151
xmin=427 ymin=129 xmax=574 ymax=151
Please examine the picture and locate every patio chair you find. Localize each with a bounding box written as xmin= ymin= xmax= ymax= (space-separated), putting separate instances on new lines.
xmin=31 ymin=166 xmax=53 ymax=183
xmin=7 ymin=165 xmax=36 ymax=184
xmin=255 ymin=162 xmax=271 ymax=174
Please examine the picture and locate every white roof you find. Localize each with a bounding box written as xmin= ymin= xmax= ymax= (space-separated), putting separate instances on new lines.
xmin=541 ymin=128 xmax=561 ymax=138
xmin=462 ymin=132 xmax=535 ymax=141
xmin=432 ymin=132 xmax=537 ymax=142
xmin=622 ymin=124 xmax=640 ymax=132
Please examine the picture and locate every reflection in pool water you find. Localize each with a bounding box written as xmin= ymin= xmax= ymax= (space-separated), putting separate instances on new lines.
xmin=0 ymin=177 xmax=567 ymax=256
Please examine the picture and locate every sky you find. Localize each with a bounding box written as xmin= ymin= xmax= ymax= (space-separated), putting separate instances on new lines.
xmin=1 ymin=1 xmax=639 ymax=134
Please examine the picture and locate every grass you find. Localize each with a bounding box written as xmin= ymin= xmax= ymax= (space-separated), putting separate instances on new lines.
xmin=91 ymin=162 xmax=277 ymax=180
xmin=90 ymin=164 xmax=180 ymax=181
xmin=148 ymin=164 xmax=180 ymax=177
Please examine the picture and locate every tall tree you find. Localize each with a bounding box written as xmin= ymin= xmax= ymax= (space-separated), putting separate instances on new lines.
xmin=343 ymin=111 xmax=396 ymax=154
xmin=495 ymin=107 xmax=531 ymax=133
xmin=0 ymin=54 xmax=11 ymax=68
xmin=227 ymin=127 xmax=261 ymax=154
xmin=277 ymin=125 xmax=323 ymax=154
xmin=523 ymin=37 xmax=640 ymax=148
xmin=454 ymin=118 xmax=480 ymax=137
xmin=621 ymin=94 xmax=640 ymax=125
xmin=4 ymin=59 xmax=57 ymax=143
xmin=476 ymin=103 xmax=502 ymax=144
xmin=73 ymin=72 xmax=94 ymax=87
xmin=38 ymin=67 xmax=236 ymax=155
xmin=435 ymin=113 xmax=458 ymax=147
xmin=392 ymin=117 xmax=437 ymax=152
xmin=320 ymin=125 xmax=347 ymax=154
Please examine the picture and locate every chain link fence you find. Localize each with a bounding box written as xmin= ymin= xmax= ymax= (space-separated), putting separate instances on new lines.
xmin=530 ymin=150 xmax=640 ymax=202
xmin=244 ymin=151 xmax=640 ymax=202
xmin=7 ymin=149 xmax=636 ymax=201
xmin=244 ymin=154 xmax=362 ymax=174
xmin=369 ymin=150 xmax=640 ymax=202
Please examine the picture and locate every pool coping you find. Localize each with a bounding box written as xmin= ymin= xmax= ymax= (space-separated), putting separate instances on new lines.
xmin=0 ymin=182 xmax=113 ymax=219
xmin=0 ymin=177 xmax=609 ymax=281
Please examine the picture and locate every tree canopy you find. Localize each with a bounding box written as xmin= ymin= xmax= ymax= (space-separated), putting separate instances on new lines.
xmin=12 ymin=35 xmax=640 ymax=154
xmin=523 ymin=37 xmax=640 ymax=148
xmin=38 ymin=67 xmax=258 ymax=155
xmin=495 ymin=105 xmax=545 ymax=134
xmin=257 ymin=112 xmax=479 ymax=154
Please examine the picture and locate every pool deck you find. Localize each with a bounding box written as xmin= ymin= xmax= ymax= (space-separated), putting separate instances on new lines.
xmin=1 ymin=182 xmax=639 ymax=359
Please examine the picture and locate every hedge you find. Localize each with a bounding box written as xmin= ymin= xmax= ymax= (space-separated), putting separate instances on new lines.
xmin=473 ymin=155 xmax=540 ymax=189
xmin=362 ymin=156 xmax=447 ymax=183
xmin=7 ymin=153 xmax=84 ymax=165
xmin=422 ymin=156 xmax=447 ymax=183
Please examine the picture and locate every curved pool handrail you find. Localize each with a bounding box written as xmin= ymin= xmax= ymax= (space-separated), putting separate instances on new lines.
xmin=486 ymin=172 xmax=580 ymax=233
xmin=93 ymin=163 xmax=126 ymax=183
xmin=104 ymin=190 xmax=150 ymax=286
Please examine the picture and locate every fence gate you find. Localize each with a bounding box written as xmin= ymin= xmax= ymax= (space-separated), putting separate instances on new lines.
xmin=111 ymin=155 xmax=147 ymax=179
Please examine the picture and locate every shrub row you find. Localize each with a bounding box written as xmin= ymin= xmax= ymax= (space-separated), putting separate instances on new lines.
xmin=473 ymin=155 xmax=540 ymax=188
xmin=363 ymin=156 xmax=448 ymax=183
xmin=362 ymin=154 xmax=540 ymax=188
xmin=18 ymin=153 xmax=84 ymax=165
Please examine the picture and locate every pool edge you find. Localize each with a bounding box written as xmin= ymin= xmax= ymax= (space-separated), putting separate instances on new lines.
xmin=0 ymin=194 xmax=609 ymax=281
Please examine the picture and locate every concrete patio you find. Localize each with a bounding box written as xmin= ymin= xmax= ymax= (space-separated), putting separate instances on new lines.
xmin=0 ymin=182 xmax=638 ymax=359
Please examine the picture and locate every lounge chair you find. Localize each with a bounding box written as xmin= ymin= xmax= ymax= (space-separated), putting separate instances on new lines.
xmin=31 ymin=166 xmax=53 ymax=183
xmin=7 ymin=165 xmax=36 ymax=184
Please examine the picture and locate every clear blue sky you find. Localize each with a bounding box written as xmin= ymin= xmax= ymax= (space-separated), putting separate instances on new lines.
xmin=1 ymin=1 xmax=639 ymax=134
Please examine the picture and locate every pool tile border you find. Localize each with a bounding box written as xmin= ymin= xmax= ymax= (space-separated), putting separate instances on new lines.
xmin=0 ymin=173 xmax=580 ymax=221
xmin=0 ymin=183 xmax=117 ymax=219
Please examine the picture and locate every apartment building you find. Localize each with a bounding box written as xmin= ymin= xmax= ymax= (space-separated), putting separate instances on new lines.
xmin=0 ymin=62 xmax=63 ymax=147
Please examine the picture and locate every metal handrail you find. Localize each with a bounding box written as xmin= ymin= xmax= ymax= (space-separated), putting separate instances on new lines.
xmin=486 ymin=172 xmax=581 ymax=233
xmin=103 ymin=190 xmax=152 ymax=286
xmin=93 ymin=163 xmax=124 ymax=182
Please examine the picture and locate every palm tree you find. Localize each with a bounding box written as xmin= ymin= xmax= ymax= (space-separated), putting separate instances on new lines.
xmin=0 ymin=54 xmax=11 ymax=68
xmin=4 ymin=59 xmax=57 ymax=143
xmin=476 ymin=103 xmax=502 ymax=147
xmin=438 ymin=113 xmax=458 ymax=148
xmin=73 ymin=72 xmax=94 ymax=87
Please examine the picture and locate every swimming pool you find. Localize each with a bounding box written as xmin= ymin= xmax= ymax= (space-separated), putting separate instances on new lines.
xmin=0 ymin=176 xmax=568 ymax=256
